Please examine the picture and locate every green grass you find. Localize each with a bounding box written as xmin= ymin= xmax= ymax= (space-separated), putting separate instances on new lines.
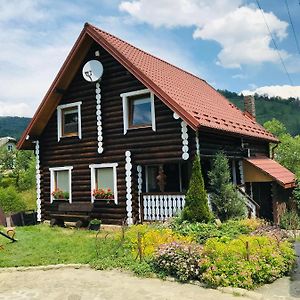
xmin=0 ymin=224 xmax=153 ymax=276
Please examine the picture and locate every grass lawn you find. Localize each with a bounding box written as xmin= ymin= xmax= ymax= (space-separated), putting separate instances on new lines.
xmin=0 ymin=224 xmax=152 ymax=276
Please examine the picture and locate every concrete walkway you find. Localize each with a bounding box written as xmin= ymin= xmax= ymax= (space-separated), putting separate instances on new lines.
xmin=0 ymin=268 xmax=246 ymax=300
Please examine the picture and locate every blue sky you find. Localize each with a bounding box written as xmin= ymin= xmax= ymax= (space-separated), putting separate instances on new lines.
xmin=0 ymin=0 xmax=300 ymax=117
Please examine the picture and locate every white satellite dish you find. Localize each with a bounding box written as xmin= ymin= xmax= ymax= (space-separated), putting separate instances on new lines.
xmin=82 ymin=60 xmax=103 ymax=82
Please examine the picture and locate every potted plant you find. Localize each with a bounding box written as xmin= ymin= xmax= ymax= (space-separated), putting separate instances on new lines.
xmin=52 ymin=189 xmax=69 ymax=201
xmin=92 ymin=188 xmax=114 ymax=203
xmin=88 ymin=218 xmax=102 ymax=231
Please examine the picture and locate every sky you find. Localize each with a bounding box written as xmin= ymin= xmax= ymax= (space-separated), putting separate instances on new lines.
xmin=0 ymin=0 xmax=300 ymax=117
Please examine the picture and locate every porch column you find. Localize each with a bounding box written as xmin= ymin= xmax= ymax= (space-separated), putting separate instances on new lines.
xmin=238 ymin=160 xmax=245 ymax=191
xmin=137 ymin=165 xmax=142 ymax=222
xmin=125 ymin=151 xmax=133 ymax=225
xmin=34 ymin=140 xmax=42 ymax=222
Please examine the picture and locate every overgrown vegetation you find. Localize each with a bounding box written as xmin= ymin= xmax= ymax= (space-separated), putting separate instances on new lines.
xmin=208 ymin=152 xmax=247 ymax=221
xmin=182 ymin=155 xmax=212 ymax=223
xmin=0 ymin=148 xmax=36 ymax=212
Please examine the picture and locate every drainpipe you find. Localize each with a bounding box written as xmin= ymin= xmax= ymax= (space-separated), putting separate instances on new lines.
xmin=271 ymin=143 xmax=279 ymax=159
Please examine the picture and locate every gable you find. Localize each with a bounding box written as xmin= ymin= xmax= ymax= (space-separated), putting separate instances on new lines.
xmin=18 ymin=23 xmax=277 ymax=150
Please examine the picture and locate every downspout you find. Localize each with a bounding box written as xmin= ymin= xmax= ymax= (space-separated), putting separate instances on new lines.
xmin=271 ymin=143 xmax=279 ymax=159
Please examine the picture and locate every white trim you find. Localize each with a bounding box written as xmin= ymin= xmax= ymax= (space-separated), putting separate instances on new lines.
xmin=49 ymin=166 xmax=73 ymax=203
xmin=95 ymin=82 xmax=104 ymax=153
xmin=121 ymin=89 xmax=156 ymax=134
xmin=195 ymin=131 xmax=200 ymax=157
xmin=137 ymin=165 xmax=143 ymax=221
xmin=181 ymin=121 xmax=189 ymax=160
xmin=125 ymin=151 xmax=133 ymax=224
xmin=34 ymin=141 xmax=41 ymax=222
xmin=89 ymin=163 xmax=118 ymax=204
xmin=57 ymin=101 xmax=82 ymax=142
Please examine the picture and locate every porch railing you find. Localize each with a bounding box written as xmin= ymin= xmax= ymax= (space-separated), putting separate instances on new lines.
xmin=236 ymin=186 xmax=260 ymax=218
xmin=141 ymin=193 xmax=185 ymax=221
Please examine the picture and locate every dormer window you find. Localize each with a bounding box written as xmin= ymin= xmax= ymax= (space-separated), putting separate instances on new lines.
xmin=121 ymin=89 xmax=156 ymax=134
xmin=57 ymin=102 xmax=82 ymax=141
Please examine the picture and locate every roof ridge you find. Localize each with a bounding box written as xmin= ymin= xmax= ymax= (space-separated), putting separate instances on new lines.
xmin=86 ymin=23 xmax=206 ymax=84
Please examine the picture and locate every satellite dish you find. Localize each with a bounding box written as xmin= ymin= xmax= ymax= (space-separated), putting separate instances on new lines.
xmin=82 ymin=60 xmax=103 ymax=82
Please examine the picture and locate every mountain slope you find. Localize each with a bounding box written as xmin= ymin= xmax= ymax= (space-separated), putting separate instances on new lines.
xmin=0 ymin=117 xmax=31 ymax=140
xmin=219 ymin=90 xmax=300 ymax=136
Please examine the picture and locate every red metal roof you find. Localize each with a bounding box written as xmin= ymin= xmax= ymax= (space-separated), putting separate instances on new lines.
xmin=18 ymin=23 xmax=277 ymax=150
xmin=87 ymin=24 xmax=277 ymax=142
xmin=245 ymin=157 xmax=296 ymax=188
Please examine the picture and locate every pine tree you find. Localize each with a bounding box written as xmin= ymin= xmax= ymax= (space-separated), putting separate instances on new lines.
xmin=182 ymin=155 xmax=212 ymax=223
xmin=208 ymin=152 xmax=246 ymax=221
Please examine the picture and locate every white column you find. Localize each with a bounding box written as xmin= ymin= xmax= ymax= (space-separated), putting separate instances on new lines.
xmin=195 ymin=131 xmax=200 ymax=157
xmin=181 ymin=121 xmax=189 ymax=160
xmin=125 ymin=151 xmax=133 ymax=225
xmin=34 ymin=141 xmax=41 ymax=222
xmin=238 ymin=160 xmax=245 ymax=191
xmin=137 ymin=165 xmax=142 ymax=221
xmin=96 ymin=82 xmax=103 ymax=154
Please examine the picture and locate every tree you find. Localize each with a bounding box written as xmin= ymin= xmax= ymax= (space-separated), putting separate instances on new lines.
xmin=208 ymin=152 xmax=246 ymax=221
xmin=264 ymin=119 xmax=300 ymax=178
xmin=182 ymin=155 xmax=212 ymax=223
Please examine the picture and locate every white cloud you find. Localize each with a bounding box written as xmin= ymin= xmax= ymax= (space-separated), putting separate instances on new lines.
xmin=241 ymin=85 xmax=300 ymax=99
xmin=0 ymin=102 xmax=31 ymax=117
xmin=119 ymin=0 xmax=289 ymax=68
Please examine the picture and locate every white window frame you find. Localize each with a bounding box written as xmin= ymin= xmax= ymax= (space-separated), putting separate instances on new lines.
xmin=89 ymin=163 xmax=118 ymax=204
xmin=49 ymin=166 xmax=73 ymax=203
xmin=121 ymin=89 xmax=156 ymax=134
xmin=57 ymin=101 xmax=82 ymax=141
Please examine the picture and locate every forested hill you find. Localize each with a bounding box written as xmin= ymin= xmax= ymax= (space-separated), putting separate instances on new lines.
xmin=0 ymin=91 xmax=300 ymax=139
xmin=0 ymin=117 xmax=31 ymax=140
xmin=219 ymin=90 xmax=300 ymax=136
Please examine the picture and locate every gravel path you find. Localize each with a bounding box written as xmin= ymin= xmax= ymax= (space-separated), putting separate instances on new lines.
xmin=0 ymin=267 xmax=245 ymax=300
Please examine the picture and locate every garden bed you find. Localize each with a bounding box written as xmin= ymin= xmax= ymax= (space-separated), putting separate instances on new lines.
xmin=0 ymin=220 xmax=296 ymax=289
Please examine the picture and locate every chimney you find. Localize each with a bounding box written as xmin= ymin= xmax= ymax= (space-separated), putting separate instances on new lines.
xmin=244 ymin=95 xmax=256 ymax=120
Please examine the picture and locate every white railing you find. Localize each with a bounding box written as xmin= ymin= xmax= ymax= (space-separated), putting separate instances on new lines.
xmin=236 ymin=186 xmax=260 ymax=218
xmin=142 ymin=194 xmax=185 ymax=221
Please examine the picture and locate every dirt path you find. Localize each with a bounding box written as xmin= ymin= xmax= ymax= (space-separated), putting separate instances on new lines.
xmin=0 ymin=267 xmax=246 ymax=300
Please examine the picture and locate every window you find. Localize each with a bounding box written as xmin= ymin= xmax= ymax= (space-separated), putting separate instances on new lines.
xmin=7 ymin=144 xmax=13 ymax=152
xmin=144 ymin=163 xmax=190 ymax=193
xmin=49 ymin=166 xmax=73 ymax=203
xmin=121 ymin=89 xmax=156 ymax=134
xmin=57 ymin=102 xmax=82 ymax=141
xmin=89 ymin=163 xmax=118 ymax=204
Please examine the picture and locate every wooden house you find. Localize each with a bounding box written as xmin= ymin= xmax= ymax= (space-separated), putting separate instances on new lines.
xmin=0 ymin=137 xmax=16 ymax=152
xmin=18 ymin=23 xmax=296 ymax=225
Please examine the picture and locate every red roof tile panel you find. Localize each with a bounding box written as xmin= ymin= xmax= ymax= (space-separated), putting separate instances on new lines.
xmin=87 ymin=24 xmax=277 ymax=142
xmin=245 ymin=157 xmax=296 ymax=188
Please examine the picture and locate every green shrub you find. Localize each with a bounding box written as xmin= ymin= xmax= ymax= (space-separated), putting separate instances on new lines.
xmin=279 ymin=210 xmax=300 ymax=230
xmin=0 ymin=176 xmax=15 ymax=188
xmin=208 ymin=152 xmax=247 ymax=221
xmin=182 ymin=155 xmax=212 ymax=223
xmin=200 ymin=235 xmax=296 ymax=289
xmin=0 ymin=186 xmax=26 ymax=214
xmin=153 ymin=241 xmax=203 ymax=282
xmin=20 ymin=188 xmax=36 ymax=210
xmin=171 ymin=219 xmax=255 ymax=244
xmin=122 ymin=224 xmax=192 ymax=258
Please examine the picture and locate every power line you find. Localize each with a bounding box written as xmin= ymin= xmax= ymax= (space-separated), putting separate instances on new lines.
xmin=255 ymin=0 xmax=294 ymax=86
xmin=284 ymin=0 xmax=300 ymax=55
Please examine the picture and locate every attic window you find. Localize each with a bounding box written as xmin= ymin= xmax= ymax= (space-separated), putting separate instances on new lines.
xmin=57 ymin=102 xmax=82 ymax=141
xmin=121 ymin=89 xmax=156 ymax=134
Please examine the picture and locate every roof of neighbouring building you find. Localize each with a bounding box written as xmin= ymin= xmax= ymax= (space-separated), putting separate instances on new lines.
xmin=244 ymin=157 xmax=296 ymax=188
xmin=0 ymin=137 xmax=16 ymax=148
xmin=18 ymin=23 xmax=278 ymax=149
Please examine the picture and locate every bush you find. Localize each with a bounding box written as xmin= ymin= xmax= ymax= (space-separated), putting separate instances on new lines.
xmin=182 ymin=155 xmax=212 ymax=223
xmin=171 ymin=219 xmax=257 ymax=244
xmin=122 ymin=224 xmax=191 ymax=258
xmin=208 ymin=152 xmax=247 ymax=221
xmin=201 ymin=235 xmax=296 ymax=289
xmin=279 ymin=210 xmax=300 ymax=230
xmin=0 ymin=186 xmax=26 ymax=214
xmin=153 ymin=241 xmax=203 ymax=282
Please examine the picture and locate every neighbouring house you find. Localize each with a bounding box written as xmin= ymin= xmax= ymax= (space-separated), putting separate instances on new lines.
xmin=0 ymin=137 xmax=16 ymax=152
xmin=17 ymin=23 xmax=296 ymax=225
